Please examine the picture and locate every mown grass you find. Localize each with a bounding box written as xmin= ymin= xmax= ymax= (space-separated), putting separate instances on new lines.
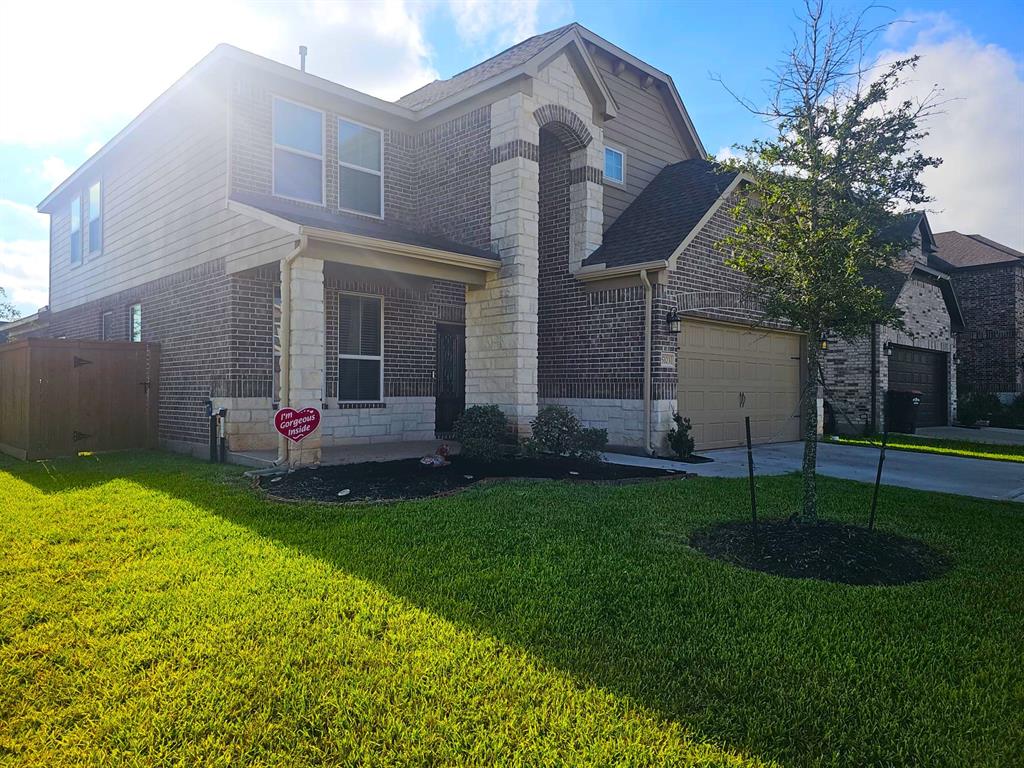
xmin=830 ymin=433 xmax=1024 ymax=463
xmin=1 ymin=452 xmax=1022 ymax=767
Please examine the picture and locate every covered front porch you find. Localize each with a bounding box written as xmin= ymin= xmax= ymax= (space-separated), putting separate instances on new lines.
xmin=220 ymin=194 xmax=519 ymax=467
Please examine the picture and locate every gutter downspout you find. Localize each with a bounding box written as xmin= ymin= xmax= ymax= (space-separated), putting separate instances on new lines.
xmin=639 ymin=269 xmax=654 ymax=456
xmin=276 ymin=235 xmax=308 ymax=466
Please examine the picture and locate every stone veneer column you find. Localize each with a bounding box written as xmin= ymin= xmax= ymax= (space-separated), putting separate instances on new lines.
xmin=466 ymin=93 xmax=541 ymax=435
xmin=286 ymin=255 xmax=325 ymax=466
xmin=568 ymin=144 xmax=604 ymax=274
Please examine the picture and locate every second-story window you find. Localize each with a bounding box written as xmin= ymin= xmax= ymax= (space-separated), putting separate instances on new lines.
xmin=273 ymin=97 xmax=324 ymax=204
xmin=88 ymin=182 xmax=102 ymax=254
xmin=604 ymin=146 xmax=625 ymax=185
xmin=70 ymin=196 xmax=82 ymax=266
xmin=338 ymin=118 xmax=382 ymax=217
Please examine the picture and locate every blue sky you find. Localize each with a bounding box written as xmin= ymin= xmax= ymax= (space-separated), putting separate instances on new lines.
xmin=1 ymin=0 xmax=1022 ymax=316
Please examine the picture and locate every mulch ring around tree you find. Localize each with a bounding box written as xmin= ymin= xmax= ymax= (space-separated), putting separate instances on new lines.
xmin=690 ymin=519 xmax=952 ymax=586
xmin=259 ymin=456 xmax=687 ymax=504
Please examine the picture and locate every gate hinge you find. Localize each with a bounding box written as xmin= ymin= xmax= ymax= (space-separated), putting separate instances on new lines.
xmin=72 ymin=430 xmax=92 ymax=442
xmin=73 ymin=356 xmax=93 ymax=367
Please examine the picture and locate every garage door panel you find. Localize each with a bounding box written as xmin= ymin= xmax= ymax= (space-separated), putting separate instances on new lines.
xmin=888 ymin=346 xmax=947 ymax=428
xmin=679 ymin=321 xmax=804 ymax=450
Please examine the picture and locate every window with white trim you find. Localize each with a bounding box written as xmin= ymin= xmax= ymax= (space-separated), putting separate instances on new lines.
xmin=272 ymin=97 xmax=324 ymax=204
xmin=129 ymin=303 xmax=142 ymax=342
xmin=70 ymin=196 xmax=82 ymax=266
xmin=88 ymin=182 xmax=102 ymax=254
xmin=338 ymin=118 xmax=382 ymax=217
xmin=604 ymin=145 xmax=625 ymax=184
xmin=338 ymin=293 xmax=382 ymax=402
xmin=101 ymin=311 xmax=114 ymax=340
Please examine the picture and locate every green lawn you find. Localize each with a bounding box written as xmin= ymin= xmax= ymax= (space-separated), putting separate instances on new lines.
xmin=1 ymin=453 xmax=1022 ymax=767
xmin=829 ymin=433 xmax=1024 ymax=463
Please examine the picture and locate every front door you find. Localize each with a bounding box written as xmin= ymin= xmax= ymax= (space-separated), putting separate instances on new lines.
xmin=435 ymin=323 xmax=465 ymax=435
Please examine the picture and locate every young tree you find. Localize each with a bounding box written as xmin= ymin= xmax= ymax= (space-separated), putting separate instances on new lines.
xmin=718 ymin=0 xmax=941 ymax=522
xmin=0 ymin=287 xmax=18 ymax=322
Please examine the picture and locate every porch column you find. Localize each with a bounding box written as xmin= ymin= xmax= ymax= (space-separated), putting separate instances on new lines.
xmin=466 ymin=92 xmax=540 ymax=435
xmin=285 ymin=254 xmax=325 ymax=466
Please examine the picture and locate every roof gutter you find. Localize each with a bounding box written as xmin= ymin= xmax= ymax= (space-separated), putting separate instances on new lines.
xmin=575 ymin=259 xmax=668 ymax=282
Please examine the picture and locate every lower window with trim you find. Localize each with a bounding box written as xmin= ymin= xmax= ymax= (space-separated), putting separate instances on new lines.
xmin=338 ymin=293 xmax=382 ymax=402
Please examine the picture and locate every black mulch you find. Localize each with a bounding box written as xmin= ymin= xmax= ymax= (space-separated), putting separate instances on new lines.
xmin=690 ymin=519 xmax=951 ymax=586
xmin=261 ymin=456 xmax=684 ymax=503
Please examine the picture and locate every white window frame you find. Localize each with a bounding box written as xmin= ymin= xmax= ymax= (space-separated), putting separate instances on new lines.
xmin=337 ymin=116 xmax=384 ymax=219
xmin=337 ymin=292 xmax=384 ymax=403
xmin=101 ymin=310 xmax=114 ymax=341
xmin=69 ymin=195 xmax=82 ymax=266
xmin=604 ymin=145 xmax=626 ymax=186
xmin=271 ymin=95 xmax=326 ymax=206
xmin=87 ymin=181 xmax=103 ymax=255
xmin=129 ymin=303 xmax=142 ymax=342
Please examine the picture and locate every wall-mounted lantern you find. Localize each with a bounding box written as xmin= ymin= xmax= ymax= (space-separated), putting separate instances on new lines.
xmin=666 ymin=309 xmax=682 ymax=334
xmin=883 ymin=341 xmax=893 ymax=357
xmin=819 ymin=332 xmax=828 ymax=350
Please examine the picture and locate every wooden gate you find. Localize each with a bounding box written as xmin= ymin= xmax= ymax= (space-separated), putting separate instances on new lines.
xmin=0 ymin=339 xmax=160 ymax=460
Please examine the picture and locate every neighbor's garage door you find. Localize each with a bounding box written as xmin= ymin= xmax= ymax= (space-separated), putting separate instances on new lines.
xmin=678 ymin=320 xmax=803 ymax=450
xmin=888 ymin=346 xmax=948 ymax=427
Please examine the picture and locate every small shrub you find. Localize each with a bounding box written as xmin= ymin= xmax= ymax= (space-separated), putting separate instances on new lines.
xmin=531 ymin=406 xmax=582 ymax=456
xmin=575 ymin=427 xmax=609 ymax=463
xmin=958 ymin=392 xmax=1003 ymax=426
xmin=666 ymin=413 xmax=695 ymax=459
xmin=453 ymin=405 xmax=511 ymax=462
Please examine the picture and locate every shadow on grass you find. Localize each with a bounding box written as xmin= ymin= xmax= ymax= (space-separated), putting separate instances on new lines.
xmin=4 ymin=450 xmax=1023 ymax=766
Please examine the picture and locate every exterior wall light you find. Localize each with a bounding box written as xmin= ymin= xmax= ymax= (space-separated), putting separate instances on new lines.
xmin=666 ymin=310 xmax=682 ymax=334
xmin=819 ymin=332 xmax=828 ymax=350
xmin=883 ymin=341 xmax=893 ymax=357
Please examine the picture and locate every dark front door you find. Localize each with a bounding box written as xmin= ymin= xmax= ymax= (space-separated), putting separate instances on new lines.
xmin=435 ymin=324 xmax=465 ymax=435
xmin=888 ymin=345 xmax=948 ymax=427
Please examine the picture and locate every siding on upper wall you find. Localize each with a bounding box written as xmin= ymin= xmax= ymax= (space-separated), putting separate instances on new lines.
xmin=47 ymin=71 xmax=295 ymax=313
xmin=592 ymin=51 xmax=696 ymax=228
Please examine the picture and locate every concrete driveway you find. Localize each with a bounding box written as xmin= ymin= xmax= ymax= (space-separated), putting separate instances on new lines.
xmin=916 ymin=426 xmax=1024 ymax=446
xmin=606 ymin=442 xmax=1024 ymax=503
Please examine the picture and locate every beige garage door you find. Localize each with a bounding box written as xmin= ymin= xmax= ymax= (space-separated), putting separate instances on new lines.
xmin=678 ymin=321 xmax=803 ymax=450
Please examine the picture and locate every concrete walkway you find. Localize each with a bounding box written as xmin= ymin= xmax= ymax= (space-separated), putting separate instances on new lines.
xmin=604 ymin=441 xmax=1024 ymax=503
xmin=916 ymin=426 xmax=1024 ymax=446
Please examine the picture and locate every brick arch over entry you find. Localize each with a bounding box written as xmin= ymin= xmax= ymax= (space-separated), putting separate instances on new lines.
xmin=533 ymin=104 xmax=592 ymax=153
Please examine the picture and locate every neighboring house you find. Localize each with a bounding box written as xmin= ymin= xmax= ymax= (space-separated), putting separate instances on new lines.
xmin=36 ymin=23 xmax=813 ymax=464
xmin=0 ymin=309 xmax=49 ymax=344
xmin=934 ymin=232 xmax=1024 ymax=401
xmin=822 ymin=213 xmax=964 ymax=434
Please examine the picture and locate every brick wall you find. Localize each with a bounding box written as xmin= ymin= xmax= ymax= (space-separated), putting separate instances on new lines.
xmin=47 ymin=259 xmax=233 ymax=447
xmin=952 ymin=263 xmax=1023 ymax=395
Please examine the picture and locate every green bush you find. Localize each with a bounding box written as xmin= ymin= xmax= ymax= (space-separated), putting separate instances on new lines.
xmin=666 ymin=413 xmax=695 ymax=459
xmin=531 ymin=406 xmax=581 ymax=456
xmin=453 ymin=405 xmax=511 ymax=462
xmin=958 ymin=392 xmax=1003 ymax=426
xmin=529 ymin=406 xmax=607 ymax=461
xmin=992 ymin=394 xmax=1024 ymax=429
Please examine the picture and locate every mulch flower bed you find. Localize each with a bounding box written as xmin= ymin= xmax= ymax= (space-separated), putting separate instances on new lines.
xmin=690 ymin=519 xmax=951 ymax=586
xmin=260 ymin=456 xmax=684 ymax=504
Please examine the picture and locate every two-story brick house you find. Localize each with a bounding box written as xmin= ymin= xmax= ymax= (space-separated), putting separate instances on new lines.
xmin=934 ymin=231 xmax=1023 ymax=401
xmin=39 ymin=23 xmax=821 ymax=465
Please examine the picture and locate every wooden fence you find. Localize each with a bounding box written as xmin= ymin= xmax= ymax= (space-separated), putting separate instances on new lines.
xmin=0 ymin=339 xmax=160 ymax=460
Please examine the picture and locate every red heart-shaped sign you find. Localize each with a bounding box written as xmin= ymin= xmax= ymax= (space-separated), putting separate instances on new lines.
xmin=274 ymin=407 xmax=321 ymax=443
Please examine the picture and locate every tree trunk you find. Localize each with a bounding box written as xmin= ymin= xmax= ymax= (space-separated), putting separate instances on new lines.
xmin=801 ymin=335 xmax=820 ymax=522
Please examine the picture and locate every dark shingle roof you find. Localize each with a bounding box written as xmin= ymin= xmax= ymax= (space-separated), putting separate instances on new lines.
xmin=582 ymin=158 xmax=739 ymax=269
xmin=934 ymin=231 xmax=1024 ymax=269
xmin=230 ymin=192 xmax=498 ymax=262
xmin=396 ymin=25 xmax=574 ymax=110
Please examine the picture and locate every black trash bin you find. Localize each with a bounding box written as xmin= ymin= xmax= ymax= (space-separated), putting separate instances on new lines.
xmin=886 ymin=389 xmax=923 ymax=434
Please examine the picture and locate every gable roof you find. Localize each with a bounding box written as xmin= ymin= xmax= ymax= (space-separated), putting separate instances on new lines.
xmin=397 ymin=25 xmax=575 ymax=110
xmin=934 ymin=231 xmax=1024 ymax=269
xmin=228 ymin=191 xmax=499 ymax=263
xmin=582 ymin=158 xmax=740 ymax=269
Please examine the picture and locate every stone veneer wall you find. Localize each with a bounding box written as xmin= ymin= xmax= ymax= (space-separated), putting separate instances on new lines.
xmin=822 ymin=275 xmax=956 ymax=433
xmin=952 ymin=262 xmax=1023 ymax=397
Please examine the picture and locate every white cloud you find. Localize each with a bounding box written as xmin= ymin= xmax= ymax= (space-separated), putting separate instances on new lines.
xmin=878 ymin=17 xmax=1024 ymax=249
xmin=715 ymin=146 xmax=742 ymax=162
xmin=0 ymin=0 xmax=441 ymax=147
xmin=448 ymin=0 xmax=541 ymax=51
xmin=0 ymin=239 xmax=49 ymax=312
xmin=0 ymin=199 xmax=48 ymax=235
xmin=39 ymin=156 xmax=73 ymax=187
